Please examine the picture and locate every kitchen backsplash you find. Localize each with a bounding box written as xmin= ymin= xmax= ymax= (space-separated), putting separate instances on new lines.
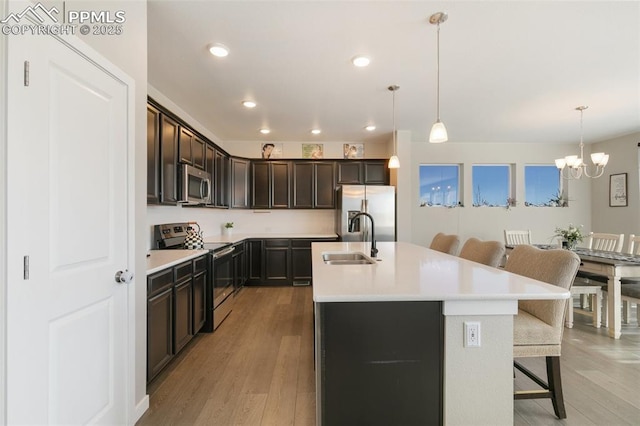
xmin=147 ymin=206 xmax=335 ymax=249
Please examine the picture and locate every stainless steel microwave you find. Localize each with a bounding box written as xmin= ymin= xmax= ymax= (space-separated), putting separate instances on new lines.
xmin=179 ymin=164 xmax=211 ymax=205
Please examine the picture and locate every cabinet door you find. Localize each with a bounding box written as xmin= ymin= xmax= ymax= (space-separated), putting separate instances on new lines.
xmin=337 ymin=161 xmax=362 ymax=184
xmin=214 ymin=149 xmax=229 ymax=207
xmin=192 ymin=136 xmax=206 ymax=170
xmin=231 ymin=158 xmax=249 ymax=208
xmin=291 ymin=240 xmax=312 ymax=285
xmin=271 ymin=162 xmax=291 ymax=208
xmin=146 ymin=105 xmax=160 ymax=204
xmin=363 ymin=161 xmax=389 ymax=185
xmin=248 ymin=239 xmax=263 ymax=283
xmin=178 ymin=127 xmax=193 ymax=165
xmin=315 ymin=162 xmax=336 ymax=208
xmin=264 ymin=239 xmax=290 ymax=284
xmin=292 ymin=162 xmax=314 ymax=209
xmin=159 ymin=114 xmax=179 ymax=204
xmin=192 ymin=271 xmax=206 ymax=334
xmin=174 ymin=278 xmax=193 ymax=353
xmin=147 ymin=288 xmax=173 ymax=382
xmin=251 ymin=162 xmax=270 ymax=208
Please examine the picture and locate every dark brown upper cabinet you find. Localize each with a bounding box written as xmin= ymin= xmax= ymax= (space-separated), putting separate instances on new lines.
xmin=292 ymin=161 xmax=335 ymax=209
xmin=230 ymin=157 xmax=250 ymax=209
xmin=251 ymin=161 xmax=291 ymax=209
xmin=147 ymin=104 xmax=160 ymax=204
xmin=159 ymin=114 xmax=179 ymax=205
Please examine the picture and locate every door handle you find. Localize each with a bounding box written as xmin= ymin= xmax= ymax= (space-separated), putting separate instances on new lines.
xmin=115 ymin=269 xmax=134 ymax=284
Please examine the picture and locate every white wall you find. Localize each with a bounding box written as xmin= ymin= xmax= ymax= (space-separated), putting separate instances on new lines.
xmin=590 ymin=132 xmax=640 ymax=249
xmin=63 ymin=0 xmax=149 ymax=418
xmin=399 ymin=139 xmax=593 ymax=249
xmin=0 ymin=0 xmax=7 ymax=421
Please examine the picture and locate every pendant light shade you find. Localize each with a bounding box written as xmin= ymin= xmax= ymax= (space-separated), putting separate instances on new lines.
xmin=388 ymin=85 xmax=400 ymax=169
xmin=428 ymin=12 xmax=448 ymax=143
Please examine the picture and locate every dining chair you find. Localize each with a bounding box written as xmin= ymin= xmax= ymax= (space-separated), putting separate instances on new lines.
xmin=600 ymin=234 xmax=640 ymax=326
xmin=506 ymin=245 xmax=580 ymax=419
xmin=429 ymin=232 xmax=460 ymax=255
xmin=567 ymin=232 xmax=624 ymax=328
xmin=458 ymin=238 xmax=505 ymax=268
xmin=504 ymin=229 xmax=532 ymax=245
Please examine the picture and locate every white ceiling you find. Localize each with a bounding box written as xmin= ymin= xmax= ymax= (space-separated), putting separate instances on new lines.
xmin=147 ymin=1 xmax=640 ymax=146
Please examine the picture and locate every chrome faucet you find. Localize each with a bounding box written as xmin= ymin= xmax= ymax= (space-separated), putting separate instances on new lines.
xmin=348 ymin=212 xmax=378 ymax=258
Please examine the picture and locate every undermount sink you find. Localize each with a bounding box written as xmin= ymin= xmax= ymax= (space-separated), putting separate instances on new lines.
xmin=322 ymin=252 xmax=376 ymax=265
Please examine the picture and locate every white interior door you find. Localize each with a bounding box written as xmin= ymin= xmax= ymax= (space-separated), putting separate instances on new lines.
xmin=6 ymin=23 xmax=133 ymax=425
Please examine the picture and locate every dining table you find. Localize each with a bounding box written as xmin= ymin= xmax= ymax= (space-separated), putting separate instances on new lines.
xmin=507 ymin=244 xmax=640 ymax=339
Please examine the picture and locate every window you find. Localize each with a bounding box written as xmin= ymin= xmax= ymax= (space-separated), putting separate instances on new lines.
xmin=419 ymin=164 xmax=460 ymax=207
xmin=472 ymin=165 xmax=510 ymax=207
xmin=524 ymin=165 xmax=563 ymax=206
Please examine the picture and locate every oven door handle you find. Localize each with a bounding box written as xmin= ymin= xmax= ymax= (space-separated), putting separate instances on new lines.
xmin=213 ymin=246 xmax=235 ymax=259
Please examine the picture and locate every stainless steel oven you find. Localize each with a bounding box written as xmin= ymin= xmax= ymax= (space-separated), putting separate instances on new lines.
xmin=208 ymin=244 xmax=235 ymax=330
xmin=154 ymin=222 xmax=235 ymax=332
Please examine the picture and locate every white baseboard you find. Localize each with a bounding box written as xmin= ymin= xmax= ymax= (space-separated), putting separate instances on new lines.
xmin=134 ymin=395 xmax=150 ymax=423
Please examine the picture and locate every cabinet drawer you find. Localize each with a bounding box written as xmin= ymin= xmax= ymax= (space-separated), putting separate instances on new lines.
xmin=148 ymin=268 xmax=173 ymax=296
xmin=193 ymin=255 xmax=207 ymax=274
xmin=174 ymin=261 xmax=193 ymax=282
xmin=265 ymin=239 xmax=289 ymax=248
xmin=291 ymin=239 xmax=312 ymax=248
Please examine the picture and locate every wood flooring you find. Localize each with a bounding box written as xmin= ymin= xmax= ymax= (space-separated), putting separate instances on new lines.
xmin=137 ymin=286 xmax=640 ymax=426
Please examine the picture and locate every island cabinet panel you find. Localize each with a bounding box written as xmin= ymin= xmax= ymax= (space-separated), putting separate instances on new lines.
xmin=146 ymin=104 xmax=161 ymax=204
xmin=316 ymin=301 xmax=443 ymax=426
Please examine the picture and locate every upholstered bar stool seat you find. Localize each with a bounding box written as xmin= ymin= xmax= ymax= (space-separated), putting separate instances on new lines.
xmin=458 ymin=237 xmax=505 ymax=268
xmin=506 ymin=245 xmax=580 ymax=419
xmin=429 ymin=232 xmax=460 ymax=255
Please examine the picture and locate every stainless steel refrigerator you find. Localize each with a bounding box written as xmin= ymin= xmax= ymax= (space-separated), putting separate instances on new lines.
xmin=336 ymin=185 xmax=396 ymax=242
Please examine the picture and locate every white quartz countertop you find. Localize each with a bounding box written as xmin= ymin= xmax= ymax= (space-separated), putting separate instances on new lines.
xmin=204 ymin=233 xmax=338 ymax=244
xmin=312 ymin=242 xmax=571 ymax=303
xmin=147 ymin=249 xmax=208 ymax=274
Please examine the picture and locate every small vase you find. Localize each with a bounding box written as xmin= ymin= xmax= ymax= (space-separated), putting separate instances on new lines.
xmin=562 ymin=240 xmax=576 ymax=250
xmin=222 ymin=227 xmax=232 ymax=237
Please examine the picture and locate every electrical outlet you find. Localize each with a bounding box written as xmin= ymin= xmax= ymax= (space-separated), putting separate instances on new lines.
xmin=464 ymin=321 xmax=481 ymax=347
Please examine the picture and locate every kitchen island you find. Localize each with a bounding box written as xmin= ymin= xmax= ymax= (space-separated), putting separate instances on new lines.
xmin=312 ymin=241 xmax=570 ymax=426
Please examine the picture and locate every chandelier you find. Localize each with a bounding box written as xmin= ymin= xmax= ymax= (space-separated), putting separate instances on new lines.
xmin=555 ymin=106 xmax=609 ymax=179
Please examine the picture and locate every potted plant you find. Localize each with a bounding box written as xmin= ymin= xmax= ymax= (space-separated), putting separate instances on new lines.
xmin=222 ymin=222 xmax=234 ymax=236
xmin=553 ymin=224 xmax=584 ymax=250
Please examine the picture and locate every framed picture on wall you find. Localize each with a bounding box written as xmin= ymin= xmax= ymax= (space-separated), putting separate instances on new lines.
xmin=609 ymin=173 xmax=628 ymax=207
xmin=302 ymin=144 xmax=324 ymax=159
xmin=260 ymin=143 xmax=283 ymax=159
xmin=343 ymin=143 xmax=364 ymax=159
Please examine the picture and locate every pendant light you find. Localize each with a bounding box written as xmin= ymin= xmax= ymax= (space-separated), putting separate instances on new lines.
xmin=388 ymin=85 xmax=400 ymax=169
xmin=429 ymin=12 xmax=448 ymax=143
xmin=555 ymin=106 xmax=609 ymax=179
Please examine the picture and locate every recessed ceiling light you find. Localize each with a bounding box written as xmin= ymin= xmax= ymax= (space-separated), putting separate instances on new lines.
xmin=352 ymin=55 xmax=370 ymax=67
xmin=208 ymin=43 xmax=229 ymax=57
xmin=365 ymin=125 xmax=376 ymax=131
xmin=242 ymin=101 xmax=257 ymax=108
xmin=311 ymin=129 xmax=321 ymax=135
xmin=259 ymin=128 xmax=271 ymax=134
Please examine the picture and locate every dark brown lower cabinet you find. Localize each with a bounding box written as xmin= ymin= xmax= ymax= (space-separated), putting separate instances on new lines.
xmin=247 ymin=238 xmax=337 ymax=286
xmin=147 ymin=288 xmax=173 ymax=382
xmin=147 ymin=255 xmax=206 ymax=383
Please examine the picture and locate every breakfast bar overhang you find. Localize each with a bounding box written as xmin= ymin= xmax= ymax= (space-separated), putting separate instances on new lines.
xmin=312 ymin=241 xmax=570 ymax=426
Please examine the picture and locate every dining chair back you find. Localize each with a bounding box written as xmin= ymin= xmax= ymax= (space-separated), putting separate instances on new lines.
xmin=587 ymin=232 xmax=624 ymax=252
xmin=429 ymin=232 xmax=460 ymax=255
xmin=458 ymin=238 xmax=505 ymax=268
xmin=505 ymin=244 xmax=580 ymax=419
xmin=627 ymin=234 xmax=640 ymax=255
xmin=504 ymin=229 xmax=532 ymax=245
